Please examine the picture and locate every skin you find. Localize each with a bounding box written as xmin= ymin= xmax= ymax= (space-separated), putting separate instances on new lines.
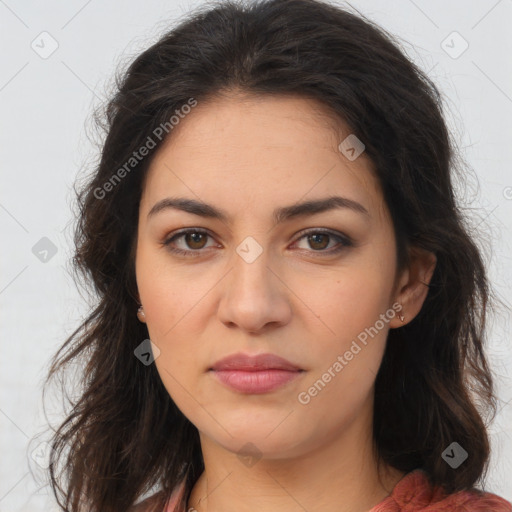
xmin=135 ymin=91 xmax=437 ymax=512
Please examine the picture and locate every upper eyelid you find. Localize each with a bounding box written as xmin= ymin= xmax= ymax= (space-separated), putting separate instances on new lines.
xmin=163 ymin=228 xmax=212 ymax=243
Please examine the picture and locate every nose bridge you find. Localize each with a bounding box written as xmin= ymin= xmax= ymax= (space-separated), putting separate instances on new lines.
xmin=231 ymin=234 xmax=273 ymax=293
xmin=217 ymin=233 xmax=292 ymax=332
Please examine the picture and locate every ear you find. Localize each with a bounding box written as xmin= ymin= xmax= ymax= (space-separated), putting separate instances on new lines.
xmin=389 ymin=246 xmax=437 ymax=328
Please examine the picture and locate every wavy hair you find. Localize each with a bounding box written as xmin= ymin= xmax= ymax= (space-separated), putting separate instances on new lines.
xmin=43 ymin=0 xmax=503 ymax=510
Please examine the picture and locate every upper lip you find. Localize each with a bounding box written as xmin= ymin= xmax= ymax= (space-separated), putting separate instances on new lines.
xmin=210 ymin=352 xmax=302 ymax=372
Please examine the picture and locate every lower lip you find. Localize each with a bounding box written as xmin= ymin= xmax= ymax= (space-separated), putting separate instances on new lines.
xmin=210 ymin=369 xmax=303 ymax=393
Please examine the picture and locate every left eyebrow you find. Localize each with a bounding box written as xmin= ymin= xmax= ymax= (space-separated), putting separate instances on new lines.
xmin=147 ymin=195 xmax=370 ymax=224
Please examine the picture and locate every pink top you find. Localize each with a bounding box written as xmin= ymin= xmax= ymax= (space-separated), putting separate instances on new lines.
xmin=158 ymin=469 xmax=511 ymax=512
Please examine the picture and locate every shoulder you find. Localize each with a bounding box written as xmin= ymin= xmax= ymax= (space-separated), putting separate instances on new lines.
xmin=429 ymin=487 xmax=512 ymax=511
xmin=371 ymin=469 xmax=512 ymax=511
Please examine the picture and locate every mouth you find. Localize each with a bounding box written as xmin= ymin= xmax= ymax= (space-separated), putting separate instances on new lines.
xmin=209 ymin=368 xmax=305 ymax=394
xmin=208 ymin=352 xmax=305 ymax=394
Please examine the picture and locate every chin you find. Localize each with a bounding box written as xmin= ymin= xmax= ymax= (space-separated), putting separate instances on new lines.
xmin=203 ymin=423 xmax=306 ymax=459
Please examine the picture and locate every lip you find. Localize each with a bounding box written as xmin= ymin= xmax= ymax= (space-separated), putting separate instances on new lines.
xmin=209 ymin=352 xmax=304 ymax=394
xmin=209 ymin=352 xmax=302 ymax=372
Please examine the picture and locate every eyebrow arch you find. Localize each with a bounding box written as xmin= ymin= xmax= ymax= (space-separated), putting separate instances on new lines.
xmin=147 ymin=195 xmax=370 ymax=224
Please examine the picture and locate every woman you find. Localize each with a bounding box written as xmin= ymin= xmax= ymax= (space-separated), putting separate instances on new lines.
xmin=44 ymin=0 xmax=512 ymax=511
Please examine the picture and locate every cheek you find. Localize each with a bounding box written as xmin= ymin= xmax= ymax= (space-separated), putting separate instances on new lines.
xmin=296 ymin=291 xmax=389 ymax=427
xmin=296 ymin=353 xmax=379 ymax=441
xmin=135 ymin=243 xmax=203 ymax=340
xmin=302 ymin=261 xmax=393 ymax=344
xmin=298 ymin=260 xmax=393 ymax=395
xmin=146 ymin=312 xmax=205 ymax=417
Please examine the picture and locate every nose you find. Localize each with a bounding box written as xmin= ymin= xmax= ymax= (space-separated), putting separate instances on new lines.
xmin=217 ymin=243 xmax=293 ymax=334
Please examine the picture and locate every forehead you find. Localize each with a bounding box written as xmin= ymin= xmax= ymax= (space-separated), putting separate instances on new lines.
xmin=159 ymin=91 xmax=349 ymax=157
xmin=141 ymin=92 xmax=383 ymax=219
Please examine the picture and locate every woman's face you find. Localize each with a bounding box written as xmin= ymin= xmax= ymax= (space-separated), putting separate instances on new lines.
xmin=135 ymin=93 xmax=411 ymax=459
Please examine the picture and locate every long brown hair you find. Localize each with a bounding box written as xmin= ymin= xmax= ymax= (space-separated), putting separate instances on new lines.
xmin=42 ymin=0 xmax=504 ymax=510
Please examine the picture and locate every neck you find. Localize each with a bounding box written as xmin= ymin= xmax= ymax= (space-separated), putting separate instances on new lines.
xmin=186 ymin=404 xmax=405 ymax=512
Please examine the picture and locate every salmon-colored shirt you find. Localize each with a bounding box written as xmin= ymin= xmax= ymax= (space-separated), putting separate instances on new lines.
xmin=151 ymin=469 xmax=511 ymax=512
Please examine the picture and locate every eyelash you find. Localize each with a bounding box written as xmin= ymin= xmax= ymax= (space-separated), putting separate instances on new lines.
xmin=162 ymin=228 xmax=353 ymax=257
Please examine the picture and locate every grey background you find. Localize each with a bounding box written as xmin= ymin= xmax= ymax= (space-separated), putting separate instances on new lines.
xmin=1 ymin=0 xmax=511 ymax=510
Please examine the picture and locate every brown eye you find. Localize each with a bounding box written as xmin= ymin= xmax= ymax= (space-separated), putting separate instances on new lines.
xmin=184 ymin=232 xmax=208 ymax=249
xmin=307 ymin=233 xmax=330 ymax=250
xmin=163 ymin=229 xmax=216 ymax=256
xmin=294 ymin=229 xmax=353 ymax=254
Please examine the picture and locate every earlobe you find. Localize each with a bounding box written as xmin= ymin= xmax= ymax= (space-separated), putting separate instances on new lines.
xmin=137 ymin=305 xmax=147 ymax=323
xmin=392 ymin=247 xmax=437 ymax=328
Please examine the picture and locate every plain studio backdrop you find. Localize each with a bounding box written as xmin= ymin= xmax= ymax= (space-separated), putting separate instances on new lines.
xmin=1 ymin=0 xmax=511 ymax=510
